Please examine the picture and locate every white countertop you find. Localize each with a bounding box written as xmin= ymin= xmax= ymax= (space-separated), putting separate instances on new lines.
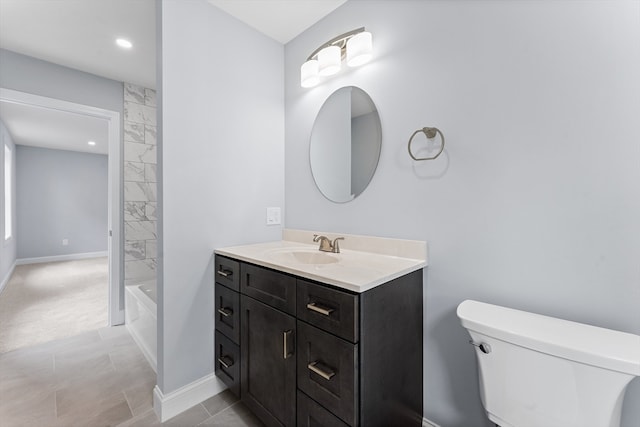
xmin=215 ymin=230 xmax=427 ymax=293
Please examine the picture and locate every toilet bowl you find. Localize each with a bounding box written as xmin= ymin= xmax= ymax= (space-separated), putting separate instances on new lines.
xmin=457 ymin=300 xmax=640 ymax=427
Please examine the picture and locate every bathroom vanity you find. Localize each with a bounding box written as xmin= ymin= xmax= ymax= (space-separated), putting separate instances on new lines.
xmin=214 ymin=230 xmax=427 ymax=427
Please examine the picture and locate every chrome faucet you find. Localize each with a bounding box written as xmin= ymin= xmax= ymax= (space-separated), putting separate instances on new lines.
xmin=313 ymin=235 xmax=344 ymax=253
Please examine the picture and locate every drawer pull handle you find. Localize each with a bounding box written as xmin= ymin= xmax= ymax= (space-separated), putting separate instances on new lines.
xmin=283 ymin=330 xmax=294 ymax=359
xmin=218 ymin=355 xmax=233 ymax=369
xmin=217 ymin=269 xmax=232 ymax=278
xmin=308 ymin=361 xmax=335 ymax=380
xmin=217 ymin=307 xmax=233 ymax=317
xmin=306 ymin=302 xmax=334 ymax=316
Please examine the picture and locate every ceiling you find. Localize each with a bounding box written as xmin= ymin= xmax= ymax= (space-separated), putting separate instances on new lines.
xmin=0 ymin=100 xmax=109 ymax=155
xmin=0 ymin=0 xmax=346 ymax=155
xmin=208 ymin=0 xmax=347 ymax=44
xmin=0 ymin=0 xmax=157 ymax=89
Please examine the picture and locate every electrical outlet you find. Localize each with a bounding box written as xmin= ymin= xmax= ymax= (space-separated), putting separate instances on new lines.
xmin=62 ymin=239 xmax=69 ymax=246
xmin=266 ymin=207 xmax=281 ymax=225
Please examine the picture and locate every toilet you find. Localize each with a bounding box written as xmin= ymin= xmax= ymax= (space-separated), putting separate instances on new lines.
xmin=457 ymin=299 xmax=640 ymax=427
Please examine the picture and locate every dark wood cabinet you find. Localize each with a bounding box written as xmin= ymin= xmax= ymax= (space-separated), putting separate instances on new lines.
xmin=241 ymin=263 xmax=296 ymax=315
xmin=297 ymin=321 xmax=358 ymax=426
xmin=215 ymin=283 xmax=240 ymax=343
xmin=214 ymin=330 xmax=240 ymax=397
xmin=241 ymin=295 xmax=296 ymax=427
xmin=214 ymin=253 xmax=423 ymax=427
xmin=297 ymin=390 xmax=350 ymax=427
xmin=214 ymin=256 xmax=242 ymax=396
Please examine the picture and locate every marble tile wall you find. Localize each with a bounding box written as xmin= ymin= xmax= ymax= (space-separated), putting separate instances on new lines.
xmin=124 ymin=83 xmax=157 ymax=285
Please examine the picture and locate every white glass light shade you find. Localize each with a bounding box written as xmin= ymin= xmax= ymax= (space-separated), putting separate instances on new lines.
xmin=346 ymin=31 xmax=373 ymax=67
xmin=318 ymin=45 xmax=341 ymax=76
xmin=301 ymin=59 xmax=320 ymax=88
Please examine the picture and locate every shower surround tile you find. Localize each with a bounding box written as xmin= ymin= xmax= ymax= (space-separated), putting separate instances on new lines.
xmin=125 ymin=102 xmax=156 ymax=126
xmin=145 ymin=241 xmax=157 ymax=260
xmin=144 ymin=125 xmax=156 ymax=145
xmin=125 ymin=182 xmax=156 ymax=202
xmin=125 ymin=142 xmax=156 ymax=164
xmin=125 ymin=221 xmax=156 ymax=241
xmin=124 ymin=202 xmax=148 ymax=221
xmin=124 ymin=83 xmax=145 ymax=104
xmin=124 ymin=82 xmax=157 ymax=287
xmin=144 ymin=88 xmax=157 ymax=107
xmin=124 ymin=122 xmax=145 ymax=143
xmin=145 ymin=203 xmax=157 ymax=221
xmin=125 ymin=259 xmax=157 ymax=281
xmin=125 ymin=241 xmax=146 ymax=261
xmin=124 ymin=162 xmax=145 ymax=182
xmin=144 ymin=164 xmax=157 ymax=183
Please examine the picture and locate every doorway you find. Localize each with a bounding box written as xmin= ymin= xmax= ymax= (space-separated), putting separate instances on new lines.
xmin=0 ymin=87 xmax=123 ymax=326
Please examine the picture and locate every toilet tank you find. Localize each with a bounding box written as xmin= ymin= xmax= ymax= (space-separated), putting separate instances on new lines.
xmin=457 ymin=300 xmax=640 ymax=427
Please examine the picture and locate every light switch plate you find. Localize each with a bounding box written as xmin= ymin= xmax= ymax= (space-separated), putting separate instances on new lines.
xmin=266 ymin=207 xmax=281 ymax=225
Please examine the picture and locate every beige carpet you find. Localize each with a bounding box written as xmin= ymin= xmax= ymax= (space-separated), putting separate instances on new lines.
xmin=0 ymin=257 xmax=108 ymax=353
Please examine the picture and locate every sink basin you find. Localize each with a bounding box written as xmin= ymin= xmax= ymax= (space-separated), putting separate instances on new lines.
xmin=267 ymin=248 xmax=339 ymax=265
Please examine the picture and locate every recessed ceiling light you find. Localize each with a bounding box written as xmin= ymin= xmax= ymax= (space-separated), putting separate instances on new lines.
xmin=88 ymin=141 xmax=96 ymax=146
xmin=116 ymin=38 xmax=133 ymax=49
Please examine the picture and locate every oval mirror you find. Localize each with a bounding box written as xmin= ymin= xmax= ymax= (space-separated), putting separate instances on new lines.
xmin=310 ymin=86 xmax=381 ymax=203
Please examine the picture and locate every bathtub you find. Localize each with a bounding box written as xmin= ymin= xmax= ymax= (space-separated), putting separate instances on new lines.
xmin=125 ymin=280 xmax=157 ymax=372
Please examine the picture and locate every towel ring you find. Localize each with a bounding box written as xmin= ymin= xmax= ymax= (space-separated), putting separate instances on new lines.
xmin=408 ymin=127 xmax=445 ymax=161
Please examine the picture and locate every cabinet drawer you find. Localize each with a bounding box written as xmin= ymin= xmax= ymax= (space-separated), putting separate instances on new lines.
xmin=297 ymin=280 xmax=359 ymax=343
xmin=297 ymin=321 xmax=358 ymax=427
xmin=297 ymin=391 xmax=350 ymax=427
xmin=215 ymin=255 xmax=240 ymax=291
xmin=215 ymin=331 xmax=240 ymax=397
xmin=215 ymin=283 xmax=240 ymax=344
xmin=241 ymin=263 xmax=296 ymax=315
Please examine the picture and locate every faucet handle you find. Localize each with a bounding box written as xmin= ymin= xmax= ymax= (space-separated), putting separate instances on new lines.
xmin=331 ymin=237 xmax=344 ymax=253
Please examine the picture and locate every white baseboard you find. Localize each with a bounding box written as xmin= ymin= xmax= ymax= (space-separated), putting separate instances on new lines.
xmin=16 ymin=251 xmax=108 ymax=265
xmin=423 ymin=417 xmax=442 ymax=427
xmin=153 ymin=374 xmax=227 ymax=422
xmin=0 ymin=260 xmax=17 ymax=295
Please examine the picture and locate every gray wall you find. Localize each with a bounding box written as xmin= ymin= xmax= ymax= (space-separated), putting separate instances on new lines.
xmin=0 ymin=120 xmax=17 ymax=289
xmin=16 ymin=145 xmax=108 ymax=259
xmin=159 ymin=0 xmax=284 ymax=394
xmin=284 ymin=1 xmax=640 ymax=426
xmin=0 ymin=49 xmax=123 ymax=114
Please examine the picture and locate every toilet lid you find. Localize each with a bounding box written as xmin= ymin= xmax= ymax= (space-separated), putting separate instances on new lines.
xmin=457 ymin=299 xmax=640 ymax=376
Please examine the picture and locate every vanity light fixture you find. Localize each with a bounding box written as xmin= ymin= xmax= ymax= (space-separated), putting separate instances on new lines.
xmin=301 ymin=27 xmax=373 ymax=88
xmin=87 ymin=141 xmax=96 ymax=146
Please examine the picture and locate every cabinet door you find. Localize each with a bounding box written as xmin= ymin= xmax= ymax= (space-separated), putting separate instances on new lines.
xmin=241 ymin=295 xmax=296 ymax=427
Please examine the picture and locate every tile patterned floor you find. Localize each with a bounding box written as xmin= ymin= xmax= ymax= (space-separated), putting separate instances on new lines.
xmin=0 ymin=325 xmax=263 ymax=427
